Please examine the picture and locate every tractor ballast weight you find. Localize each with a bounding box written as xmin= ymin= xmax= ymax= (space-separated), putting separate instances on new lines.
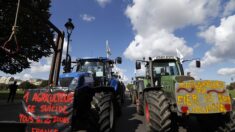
xmin=135 ymin=56 xmax=235 ymax=131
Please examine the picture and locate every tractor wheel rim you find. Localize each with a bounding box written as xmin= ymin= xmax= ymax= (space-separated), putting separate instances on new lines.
xmin=110 ymin=101 xmax=114 ymax=129
xmin=145 ymin=102 xmax=150 ymax=123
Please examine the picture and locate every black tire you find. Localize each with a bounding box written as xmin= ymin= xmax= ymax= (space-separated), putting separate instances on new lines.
xmin=144 ymin=90 xmax=175 ymax=132
xmin=137 ymin=93 xmax=144 ymax=115
xmin=224 ymin=111 xmax=235 ymax=132
xmin=115 ymin=94 xmax=122 ymax=117
xmin=91 ymin=92 xmax=115 ymax=132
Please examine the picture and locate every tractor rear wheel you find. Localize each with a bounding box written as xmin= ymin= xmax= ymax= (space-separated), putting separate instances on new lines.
xmin=137 ymin=93 xmax=144 ymax=115
xmin=223 ymin=111 xmax=235 ymax=132
xmin=144 ymin=90 xmax=175 ymax=132
xmin=91 ymin=92 xmax=115 ymax=132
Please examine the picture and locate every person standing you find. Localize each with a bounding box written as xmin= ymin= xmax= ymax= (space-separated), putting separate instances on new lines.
xmin=7 ymin=81 xmax=18 ymax=103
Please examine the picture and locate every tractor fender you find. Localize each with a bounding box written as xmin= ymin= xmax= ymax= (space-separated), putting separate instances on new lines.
xmin=143 ymin=87 xmax=161 ymax=97
xmin=143 ymin=87 xmax=161 ymax=93
xmin=109 ymin=78 xmax=119 ymax=92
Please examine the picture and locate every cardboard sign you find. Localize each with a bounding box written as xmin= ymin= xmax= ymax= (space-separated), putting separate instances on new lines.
xmin=175 ymin=80 xmax=231 ymax=114
xmin=19 ymin=88 xmax=74 ymax=132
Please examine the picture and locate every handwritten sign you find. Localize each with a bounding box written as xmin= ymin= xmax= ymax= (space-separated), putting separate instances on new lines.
xmin=175 ymin=80 xmax=231 ymax=114
xmin=19 ymin=89 xmax=74 ymax=132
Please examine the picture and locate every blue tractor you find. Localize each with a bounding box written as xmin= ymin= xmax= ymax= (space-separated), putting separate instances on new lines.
xmin=60 ymin=57 xmax=124 ymax=131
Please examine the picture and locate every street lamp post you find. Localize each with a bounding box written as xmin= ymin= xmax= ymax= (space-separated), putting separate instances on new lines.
xmin=64 ymin=18 xmax=74 ymax=72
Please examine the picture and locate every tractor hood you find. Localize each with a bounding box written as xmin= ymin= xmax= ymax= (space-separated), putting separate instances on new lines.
xmin=175 ymin=80 xmax=231 ymax=114
xmin=59 ymin=72 xmax=90 ymax=78
xmin=59 ymin=72 xmax=92 ymax=88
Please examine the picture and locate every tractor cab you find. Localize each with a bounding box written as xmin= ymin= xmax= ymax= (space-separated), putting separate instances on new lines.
xmin=152 ymin=56 xmax=183 ymax=76
xmin=151 ymin=56 xmax=183 ymax=87
xmin=75 ymin=57 xmax=121 ymax=87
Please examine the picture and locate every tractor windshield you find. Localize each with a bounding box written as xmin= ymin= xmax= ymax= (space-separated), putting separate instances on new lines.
xmin=152 ymin=61 xmax=180 ymax=76
xmin=77 ymin=61 xmax=104 ymax=77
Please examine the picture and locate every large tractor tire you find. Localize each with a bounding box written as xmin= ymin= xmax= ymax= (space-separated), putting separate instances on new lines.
xmin=219 ymin=111 xmax=235 ymax=132
xmin=136 ymin=93 xmax=144 ymax=115
xmin=144 ymin=90 xmax=175 ymax=132
xmin=91 ymin=92 xmax=115 ymax=132
xmin=115 ymin=83 xmax=123 ymax=116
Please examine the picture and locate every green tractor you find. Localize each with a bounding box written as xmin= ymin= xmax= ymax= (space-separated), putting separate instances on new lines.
xmin=130 ymin=76 xmax=145 ymax=113
xmin=135 ymin=56 xmax=235 ymax=132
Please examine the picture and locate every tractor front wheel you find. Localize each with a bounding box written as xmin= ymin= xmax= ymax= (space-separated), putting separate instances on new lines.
xmin=144 ymin=90 xmax=175 ymax=132
xmin=91 ymin=92 xmax=115 ymax=132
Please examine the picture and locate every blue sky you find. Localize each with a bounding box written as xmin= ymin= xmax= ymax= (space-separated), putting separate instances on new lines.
xmin=1 ymin=0 xmax=235 ymax=84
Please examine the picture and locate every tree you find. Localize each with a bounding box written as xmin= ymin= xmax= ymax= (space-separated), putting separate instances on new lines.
xmin=0 ymin=0 xmax=53 ymax=74
xmin=19 ymin=81 xmax=37 ymax=89
xmin=39 ymin=80 xmax=49 ymax=87
xmin=227 ymin=82 xmax=235 ymax=90
xmin=126 ymin=83 xmax=133 ymax=91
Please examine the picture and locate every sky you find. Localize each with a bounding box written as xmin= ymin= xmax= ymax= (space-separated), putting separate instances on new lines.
xmin=1 ymin=0 xmax=235 ymax=84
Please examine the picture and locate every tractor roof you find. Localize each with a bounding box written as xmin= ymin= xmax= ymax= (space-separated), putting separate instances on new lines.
xmin=152 ymin=56 xmax=179 ymax=61
xmin=76 ymin=57 xmax=114 ymax=63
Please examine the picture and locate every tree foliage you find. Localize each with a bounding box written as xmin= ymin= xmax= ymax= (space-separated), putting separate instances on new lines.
xmin=227 ymin=82 xmax=235 ymax=90
xmin=126 ymin=83 xmax=133 ymax=91
xmin=0 ymin=0 xmax=53 ymax=74
xmin=19 ymin=81 xmax=37 ymax=89
xmin=39 ymin=80 xmax=48 ymax=87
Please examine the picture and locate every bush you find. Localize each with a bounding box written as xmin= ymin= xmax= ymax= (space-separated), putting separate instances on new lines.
xmin=39 ymin=80 xmax=49 ymax=87
xmin=227 ymin=82 xmax=235 ymax=90
xmin=19 ymin=81 xmax=37 ymax=90
xmin=126 ymin=83 xmax=133 ymax=91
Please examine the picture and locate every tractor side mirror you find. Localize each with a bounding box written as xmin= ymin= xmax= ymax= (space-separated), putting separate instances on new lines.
xmin=196 ymin=60 xmax=201 ymax=68
xmin=136 ymin=61 xmax=141 ymax=69
xmin=116 ymin=57 xmax=122 ymax=64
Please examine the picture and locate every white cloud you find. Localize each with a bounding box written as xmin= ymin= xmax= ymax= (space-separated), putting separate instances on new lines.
xmin=113 ymin=65 xmax=129 ymax=83
xmin=96 ymin=0 xmax=111 ymax=7
xmin=124 ymin=30 xmax=193 ymax=60
xmin=30 ymin=59 xmax=51 ymax=73
xmin=199 ymin=15 xmax=235 ymax=66
xmin=23 ymin=73 xmax=32 ymax=81
xmin=223 ymin=0 xmax=235 ymax=17
xmin=80 ymin=14 xmax=95 ymax=22
xmin=125 ymin=0 xmax=220 ymax=35
xmin=217 ymin=67 xmax=235 ymax=76
xmin=124 ymin=0 xmax=220 ymax=60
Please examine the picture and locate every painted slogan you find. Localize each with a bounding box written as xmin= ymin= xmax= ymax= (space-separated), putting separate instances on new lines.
xmin=176 ymin=80 xmax=231 ymax=114
xmin=19 ymin=88 xmax=74 ymax=132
